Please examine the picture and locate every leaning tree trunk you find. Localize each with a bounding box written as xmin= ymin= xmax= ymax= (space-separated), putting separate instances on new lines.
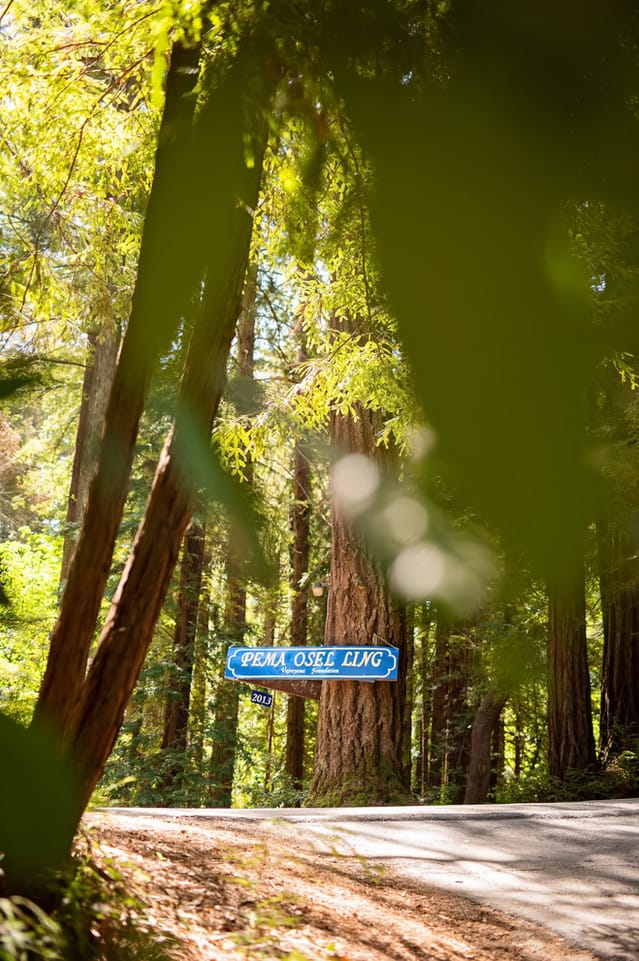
xmin=597 ymin=518 xmax=639 ymax=762
xmin=547 ymin=552 xmax=597 ymax=780
xmin=60 ymin=323 xmax=120 ymax=585
xmin=307 ymin=403 xmax=408 ymax=806
xmin=35 ymin=41 xmax=205 ymax=736
xmin=463 ymin=688 xmax=508 ymax=804
xmin=66 ymin=55 xmax=272 ymax=815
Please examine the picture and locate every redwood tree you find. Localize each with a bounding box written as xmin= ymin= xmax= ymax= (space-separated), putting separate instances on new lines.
xmin=429 ymin=619 xmax=473 ymax=802
xmin=307 ymin=402 xmax=408 ymax=806
xmin=35 ymin=40 xmax=206 ymax=737
xmin=464 ymin=688 xmax=508 ymax=804
xmin=597 ymin=519 xmax=639 ymax=762
xmin=547 ymin=553 xmax=597 ymax=780
xmin=53 ymin=31 xmax=274 ymax=815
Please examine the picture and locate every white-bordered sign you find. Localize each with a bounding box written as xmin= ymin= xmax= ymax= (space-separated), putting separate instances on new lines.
xmin=250 ymin=689 xmax=274 ymax=707
xmin=225 ymin=645 xmax=399 ymax=682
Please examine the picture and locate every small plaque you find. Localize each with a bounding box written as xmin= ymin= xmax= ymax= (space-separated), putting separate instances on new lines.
xmin=250 ymin=689 xmax=273 ymax=708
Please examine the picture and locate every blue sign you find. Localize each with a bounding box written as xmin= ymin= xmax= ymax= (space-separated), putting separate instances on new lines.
xmin=225 ymin=645 xmax=399 ymax=682
xmin=250 ymin=689 xmax=273 ymax=708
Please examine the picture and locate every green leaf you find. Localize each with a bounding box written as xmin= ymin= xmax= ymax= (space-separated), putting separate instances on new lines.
xmin=174 ymin=402 xmax=274 ymax=584
xmin=0 ymin=713 xmax=80 ymax=886
xmin=339 ymin=73 xmax=595 ymax=577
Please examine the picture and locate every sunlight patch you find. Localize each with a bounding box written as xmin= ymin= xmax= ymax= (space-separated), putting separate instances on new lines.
xmin=332 ymin=454 xmax=380 ymax=516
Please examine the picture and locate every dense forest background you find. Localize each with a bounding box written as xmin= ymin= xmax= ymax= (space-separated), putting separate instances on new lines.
xmin=1 ymin=1 xmax=639 ymax=891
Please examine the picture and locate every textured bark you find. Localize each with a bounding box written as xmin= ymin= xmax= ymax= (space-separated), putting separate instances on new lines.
xmin=285 ymin=434 xmax=312 ymax=790
xmin=597 ymin=519 xmax=639 ymax=762
xmin=463 ymin=688 xmax=508 ymax=804
xmin=60 ymin=325 xmax=120 ymax=584
xmin=307 ymin=404 xmax=408 ymax=806
xmin=67 ymin=60 xmax=271 ymax=811
xmin=70 ymin=296 xmax=239 ymax=809
xmin=35 ymin=41 xmax=205 ymax=736
xmin=161 ymin=519 xmax=206 ymax=762
xmin=547 ymin=556 xmax=597 ymax=780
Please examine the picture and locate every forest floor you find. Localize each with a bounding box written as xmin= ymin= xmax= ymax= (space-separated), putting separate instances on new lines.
xmin=88 ymin=812 xmax=600 ymax=961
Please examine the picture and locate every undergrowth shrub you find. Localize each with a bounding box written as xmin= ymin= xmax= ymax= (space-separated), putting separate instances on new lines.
xmin=0 ymin=832 xmax=180 ymax=961
xmin=498 ymin=752 xmax=639 ymax=804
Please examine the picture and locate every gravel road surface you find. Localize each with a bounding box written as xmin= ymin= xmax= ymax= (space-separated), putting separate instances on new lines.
xmin=104 ymin=798 xmax=639 ymax=960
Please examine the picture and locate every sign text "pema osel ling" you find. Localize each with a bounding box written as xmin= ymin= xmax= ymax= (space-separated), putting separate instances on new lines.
xmin=225 ymin=645 xmax=399 ymax=682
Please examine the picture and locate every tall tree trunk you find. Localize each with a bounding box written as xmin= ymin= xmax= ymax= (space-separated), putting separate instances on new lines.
xmin=160 ymin=517 xmax=206 ymax=797
xmin=261 ymin=591 xmax=278 ymax=796
xmin=547 ymin=552 xmax=597 ymax=780
xmin=428 ymin=620 xmax=448 ymax=791
xmin=65 ymin=57 xmax=272 ymax=814
xmin=187 ymin=540 xmax=212 ymax=787
xmin=307 ymin=403 xmax=408 ymax=806
xmin=35 ymin=41 xmax=206 ymax=735
xmin=264 ymin=691 xmax=276 ymax=794
xmin=208 ymin=264 xmax=256 ymax=808
xmin=285 ymin=435 xmax=311 ymax=792
xmin=429 ymin=619 xmax=472 ymax=799
xmin=513 ymin=700 xmax=525 ymax=780
xmin=463 ymin=688 xmax=508 ymax=804
xmin=402 ymin=605 xmax=415 ymax=790
xmin=597 ymin=518 xmax=639 ymax=762
xmin=414 ymin=605 xmax=433 ymax=796
xmin=445 ymin=630 xmax=472 ymax=803
xmin=60 ymin=324 xmax=120 ymax=584
xmin=489 ymin=714 xmax=505 ymax=800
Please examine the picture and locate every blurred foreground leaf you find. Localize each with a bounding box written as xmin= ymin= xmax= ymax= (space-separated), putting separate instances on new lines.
xmin=174 ymin=402 xmax=273 ymax=585
xmin=0 ymin=714 xmax=79 ymax=886
xmin=325 ymin=0 xmax=639 ymax=576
